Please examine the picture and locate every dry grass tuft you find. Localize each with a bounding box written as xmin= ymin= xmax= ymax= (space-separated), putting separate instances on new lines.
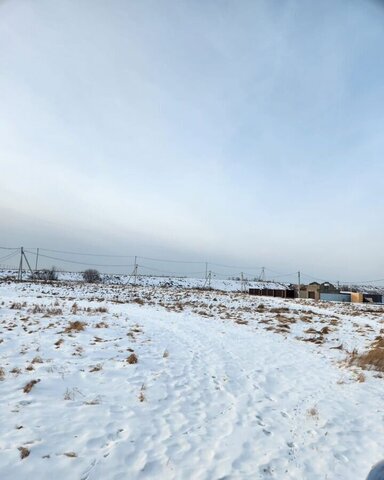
xmin=270 ymin=307 xmax=290 ymax=314
xmin=44 ymin=308 xmax=63 ymax=316
xmin=307 ymin=406 xmax=319 ymax=418
xmin=0 ymin=367 xmax=5 ymax=380
xmin=127 ymin=353 xmax=138 ymax=364
xmin=163 ymin=349 xmax=169 ymax=358
xmin=64 ymin=452 xmax=77 ymax=458
xmin=64 ymin=321 xmax=86 ymax=333
xmin=10 ymin=302 xmax=23 ymax=310
xmin=31 ymin=305 xmax=44 ymax=314
xmin=31 ymin=356 xmax=43 ymax=364
xmin=93 ymin=306 xmax=108 ymax=313
xmin=235 ymin=319 xmax=249 ymax=325
xmin=95 ymin=321 xmax=109 ymax=328
xmin=139 ymin=383 xmax=146 ymax=402
xmin=84 ymin=397 xmax=102 ymax=405
xmin=18 ymin=446 xmax=30 ymax=459
xmin=132 ymin=297 xmax=144 ymax=305
xmin=349 ymin=337 xmax=384 ymax=372
xmin=89 ymin=364 xmax=102 ymax=372
xmin=54 ymin=338 xmax=64 ymax=348
xmin=23 ymin=379 xmax=40 ymax=393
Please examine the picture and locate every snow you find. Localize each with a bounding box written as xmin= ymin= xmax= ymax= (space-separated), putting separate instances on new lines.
xmin=1 ymin=280 xmax=384 ymax=479
xmin=0 ymin=269 xmax=291 ymax=292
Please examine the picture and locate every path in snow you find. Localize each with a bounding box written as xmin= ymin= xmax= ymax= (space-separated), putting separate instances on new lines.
xmin=0 ymin=283 xmax=383 ymax=479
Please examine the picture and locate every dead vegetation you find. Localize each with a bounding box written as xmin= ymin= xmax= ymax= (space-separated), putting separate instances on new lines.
xmin=270 ymin=307 xmax=290 ymax=314
xmin=89 ymin=364 xmax=102 ymax=372
xmin=10 ymin=302 xmax=25 ymax=310
xmin=18 ymin=446 xmax=30 ymax=459
xmin=54 ymin=338 xmax=64 ymax=348
xmin=132 ymin=297 xmax=144 ymax=305
xmin=139 ymin=383 xmax=146 ymax=402
xmin=95 ymin=321 xmax=109 ymax=328
xmin=127 ymin=353 xmax=138 ymax=364
xmin=348 ymin=336 xmax=384 ymax=372
xmin=63 ymin=451 xmax=77 ymax=458
xmin=64 ymin=321 xmax=86 ymax=333
xmin=307 ymin=407 xmax=319 ymax=418
xmin=71 ymin=302 xmax=79 ymax=314
xmin=31 ymin=356 xmax=43 ymax=364
xmin=23 ymin=379 xmax=40 ymax=393
xmin=43 ymin=307 xmax=63 ymax=317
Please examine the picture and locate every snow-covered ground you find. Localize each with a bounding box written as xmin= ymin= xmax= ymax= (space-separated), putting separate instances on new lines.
xmin=0 ymin=269 xmax=291 ymax=292
xmin=1 ymin=280 xmax=383 ymax=479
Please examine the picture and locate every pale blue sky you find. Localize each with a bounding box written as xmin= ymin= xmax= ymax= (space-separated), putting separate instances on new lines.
xmin=1 ymin=0 xmax=384 ymax=281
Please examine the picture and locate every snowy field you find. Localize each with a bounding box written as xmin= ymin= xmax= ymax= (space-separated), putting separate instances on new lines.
xmin=0 ymin=269 xmax=291 ymax=292
xmin=1 ymin=280 xmax=384 ymax=479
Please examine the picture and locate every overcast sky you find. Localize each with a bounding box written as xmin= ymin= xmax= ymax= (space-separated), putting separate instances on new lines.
xmin=1 ymin=0 xmax=384 ymax=282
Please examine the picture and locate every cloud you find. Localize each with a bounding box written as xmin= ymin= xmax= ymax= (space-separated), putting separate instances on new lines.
xmin=1 ymin=0 xmax=384 ymax=280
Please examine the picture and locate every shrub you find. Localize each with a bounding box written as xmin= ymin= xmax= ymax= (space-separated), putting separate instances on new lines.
xmin=35 ymin=267 xmax=58 ymax=282
xmin=64 ymin=321 xmax=86 ymax=333
xmin=83 ymin=269 xmax=101 ymax=283
xmin=18 ymin=447 xmax=30 ymax=459
xmin=349 ymin=337 xmax=384 ymax=372
xmin=127 ymin=353 xmax=138 ymax=364
xmin=23 ymin=379 xmax=40 ymax=393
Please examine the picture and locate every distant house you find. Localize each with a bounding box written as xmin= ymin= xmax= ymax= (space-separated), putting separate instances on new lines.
xmin=299 ymin=282 xmax=339 ymax=301
xmin=251 ymin=280 xmax=383 ymax=304
xmin=321 ymin=284 xmax=383 ymax=304
xmin=339 ymin=288 xmax=383 ymax=304
xmin=249 ymin=281 xmax=295 ymax=299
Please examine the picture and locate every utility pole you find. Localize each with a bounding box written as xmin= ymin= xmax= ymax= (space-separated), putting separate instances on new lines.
xmin=298 ymin=271 xmax=301 ymax=299
xmin=18 ymin=247 xmax=23 ymax=281
xmin=134 ymin=256 xmax=138 ymax=285
xmin=128 ymin=256 xmax=138 ymax=285
xmin=241 ymin=272 xmax=244 ymax=292
xmin=205 ymin=262 xmax=208 ymax=281
xmin=204 ymin=270 xmax=212 ymax=289
xmin=260 ymin=267 xmax=265 ymax=282
xmin=17 ymin=247 xmax=34 ymax=281
xmin=35 ymin=248 xmax=39 ymax=272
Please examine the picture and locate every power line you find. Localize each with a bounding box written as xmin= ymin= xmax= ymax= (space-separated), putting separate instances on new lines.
xmin=24 ymin=250 xmax=135 ymax=268
xmin=0 ymin=250 xmax=19 ymax=262
xmin=269 ymin=272 xmax=297 ymax=279
xmin=138 ymin=264 xmax=206 ymax=276
xmin=138 ymin=256 xmax=205 ymax=265
xmin=1 ymin=245 xmax=383 ymax=286
xmin=36 ymin=247 xmax=135 ymax=258
xmin=209 ymin=262 xmax=262 ymax=270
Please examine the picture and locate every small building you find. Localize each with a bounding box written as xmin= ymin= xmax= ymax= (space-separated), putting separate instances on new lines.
xmin=321 ymin=284 xmax=383 ymax=304
xmin=298 ymin=282 xmax=320 ymax=300
xmin=249 ymin=281 xmax=295 ymax=299
xmin=340 ymin=290 xmax=383 ymax=304
xmin=299 ymin=282 xmax=339 ymax=301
